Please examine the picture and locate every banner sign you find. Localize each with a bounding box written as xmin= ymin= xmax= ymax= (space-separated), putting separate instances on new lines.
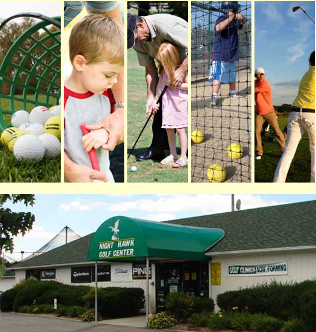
xmin=92 ymin=265 xmax=111 ymax=282
xmin=132 ymin=263 xmax=152 ymax=279
xmin=228 ymin=262 xmax=288 ymax=276
xmin=40 ymin=269 xmax=56 ymax=280
xmin=71 ymin=267 xmax=91 ymax=283
xmin=111 ymin=263 xmax=132 ymax=282
xmin=211 ymin=262 xmax=221 ymax=285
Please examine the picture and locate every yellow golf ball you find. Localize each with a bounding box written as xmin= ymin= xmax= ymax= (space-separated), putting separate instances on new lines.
xmin=8 ymin=131 xmax=28 ymax=152
xmin=1 ymin=127 xmax=20 ymax=146
xmin=228 ymin=143 xmax=243 ymax=159
xmin=44 ymin=116 xmax=61 ymax=140
xmin=207 ymin=164 xmax=226 ymax=183
xmin=191 ymin=130 xmax=204 ymax=144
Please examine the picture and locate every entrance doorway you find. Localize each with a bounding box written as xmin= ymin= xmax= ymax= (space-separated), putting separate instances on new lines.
xmin=155 ymin=261 xmax=209 ymax=311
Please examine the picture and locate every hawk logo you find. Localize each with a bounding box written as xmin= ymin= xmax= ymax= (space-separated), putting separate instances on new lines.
xmin=108 ymin=219 xmax=120 ymax=240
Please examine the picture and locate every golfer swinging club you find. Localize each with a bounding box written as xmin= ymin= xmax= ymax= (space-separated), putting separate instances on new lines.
xmin=127 ymin=13 xmax=188 ymax=161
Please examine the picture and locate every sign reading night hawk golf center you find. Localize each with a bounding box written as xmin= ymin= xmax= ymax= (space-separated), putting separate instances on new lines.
xmin=98 ymin=238 xmax=136 ymax=259
xmin=88 ymin=216 xmax=225 ymax=262
xmin=229 ymin=262 xmax=288 ymax=276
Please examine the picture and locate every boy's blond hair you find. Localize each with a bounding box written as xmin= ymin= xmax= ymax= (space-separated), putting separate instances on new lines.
xmin=69 ymin=14 xmax=124 ymax=66
xmin=157 ymin=42 xmax=180 ymax=86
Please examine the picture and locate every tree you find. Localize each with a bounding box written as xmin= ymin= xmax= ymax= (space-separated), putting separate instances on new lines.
xmin=0 ymin=195 xmax=35 ymax=254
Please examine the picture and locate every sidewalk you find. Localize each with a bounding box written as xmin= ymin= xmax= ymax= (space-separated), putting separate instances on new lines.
xmin=99 ymin=315 xmax=147 ymax=328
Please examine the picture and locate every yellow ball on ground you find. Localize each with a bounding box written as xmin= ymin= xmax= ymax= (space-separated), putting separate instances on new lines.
xmin=228 ymin=143 xmax=243 ymax=159
xmin=207 ymin=164 xmax=226 ymax=183
xmin=1 ymin=127 xmax=20 ymax=146
xmin=8 ymin=131 xmax=28 ymax=152
xmin=191 ymin=129 xmax=204 ymax=144
xmin=44 ymin=116 xmax=61 ymax=140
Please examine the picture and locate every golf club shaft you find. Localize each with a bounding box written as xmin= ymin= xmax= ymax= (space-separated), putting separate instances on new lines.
xmin=301 ymin=9 xmax=315 ymax=23
xmin=128 ymin=85 xmax=168 ymax=159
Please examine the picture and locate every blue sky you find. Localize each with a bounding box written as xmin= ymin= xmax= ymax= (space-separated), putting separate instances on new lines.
xmin=3 ymin=194 xmax=316 ymax=261
xmin=255 ymin=1 xmax=315 ymax=105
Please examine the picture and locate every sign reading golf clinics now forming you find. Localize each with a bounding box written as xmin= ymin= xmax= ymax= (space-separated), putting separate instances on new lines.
xmin=229 ymin=262 xmax=288 ymax=276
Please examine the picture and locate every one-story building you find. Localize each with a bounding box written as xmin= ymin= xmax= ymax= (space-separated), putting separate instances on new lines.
xmin=5 ymin=200 xmax=316 ymax=312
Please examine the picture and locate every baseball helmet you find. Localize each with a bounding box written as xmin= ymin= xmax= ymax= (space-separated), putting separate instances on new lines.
xmin=221 ymin=1 xmax=239 ymax=13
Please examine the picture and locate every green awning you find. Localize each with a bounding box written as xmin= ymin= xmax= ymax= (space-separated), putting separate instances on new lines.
xmin=88 ymin=216 xmax=225 ymax=262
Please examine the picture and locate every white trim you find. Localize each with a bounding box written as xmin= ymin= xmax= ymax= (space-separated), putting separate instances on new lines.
xmin=9 ymin=261 xmax=110 ymax=271
xmin=207 ymin=245 xmax=316 ymax=256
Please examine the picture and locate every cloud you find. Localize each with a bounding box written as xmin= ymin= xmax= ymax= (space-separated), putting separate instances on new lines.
xmin=261 ymin=2 xmax=284 ymax=23
xmin=272 ymin=84 xmax=298 ymax=105
xmin=257 ymin=29 xmax=268 ymax=37
xmin=287 ymin=44 xmax=305 ymax=63
xmin=273 ymin=80 xmax=300 ymax=87
xmin=107 ymin=195 xmax=284 ymax=216
xmin=144 ymin=213 xmax=176 ymax=222
xmin=59 ymin=200 xmax=108 ymax=212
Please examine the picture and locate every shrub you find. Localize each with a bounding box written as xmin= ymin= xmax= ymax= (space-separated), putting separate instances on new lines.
xmin=281 ymin=319 xmax=306 ymax=332
xmin=299 ymin=286 xmax=316 ymax=332
xmin=55 ymin=305 xmax=67 ymax=317
xmin=84 ymin=287 xmax=144 ymax=318
xmin=12 ymin=279 xmax=90 ymax=311
xmin=217 ymin=280 xmax=316 ymax=321
xmin=40 ymin=304 xmax=55 ymax=314
xmin=0 ymin=287 xmax=17 ymax=311
xmin=250 ymin=314 xmax=284 ymax=332
xmin=191 ymin=297 xmax=215 ymax=314
xmin=165 ymin=292 xmax=193 ymax=322
xmin=188 ymin=312 xmax=211 ymax=327
xmin=66 ymin=306 xmax=87 ymax=318
xmin=147 ymin=312 xmax=176 ymax=329
xmin=230 ymin=311 xmax=252 ymax=331
xmin=208 ymin=312 xmax=232 ymax=330
xmin=80 ymin=309 xmax=102 ymax=322
xmin=18 ymin=305 xmax=33 ymax=313
xmin=39 ymin=285 xmax=90 ymax=307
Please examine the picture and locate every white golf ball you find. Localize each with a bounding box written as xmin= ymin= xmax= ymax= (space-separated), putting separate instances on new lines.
xmin=14 ymin=135 xmax=45 ymax=161
xmin=11 ymin=110 xmax=29 ymax=127
xmin=50 ymin=105 xmax=61 ymax=117
xmin=19 ymin=123 xmax=31 ymax=131
xmin=38 ymin=133 xmax=61 ymax=158
xmin=28 ymin=123 xmax=44 ymax=136
xmin=131 ymin=166 xmax=137 ymax=172
xmin=29 ymin=106 xmax=51 ymax=125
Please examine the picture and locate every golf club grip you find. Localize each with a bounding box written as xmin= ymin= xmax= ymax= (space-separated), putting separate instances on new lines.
xmin=128 ymin=85 xmax=168 ymax=158
xmin=80 ymin=123 xmax=100 ymax=171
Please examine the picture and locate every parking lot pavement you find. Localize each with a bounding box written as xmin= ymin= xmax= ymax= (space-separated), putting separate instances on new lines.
xmin=0 ymin=312 xmax=152 ymax=332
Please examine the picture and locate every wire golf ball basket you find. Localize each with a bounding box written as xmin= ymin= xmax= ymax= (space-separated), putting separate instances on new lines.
xmin=0 ymin=13 xmax=61 ymax=131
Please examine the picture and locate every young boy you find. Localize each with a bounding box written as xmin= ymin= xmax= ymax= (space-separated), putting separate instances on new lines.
xmin=209 ymin=1 xmax=246 ymax=106
xmin=64 ymin=14 xmax=124 ymax=182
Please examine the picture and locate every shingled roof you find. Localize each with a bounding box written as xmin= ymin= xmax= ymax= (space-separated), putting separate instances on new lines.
xmin=11 ymin=200 xmax=316 ymax=269
xmin=11 ymin=233 xmax=94 ymax=269
xmin=168 ymin=200 xmax=316 ymax=253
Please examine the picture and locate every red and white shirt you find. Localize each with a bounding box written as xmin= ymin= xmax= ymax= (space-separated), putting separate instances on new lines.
xmin=64 ymin=87 xmax=115 ymax=182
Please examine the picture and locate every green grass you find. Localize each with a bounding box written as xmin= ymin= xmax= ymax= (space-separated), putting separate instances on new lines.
xmin=255 ymin=116 xmax=311 ymax=182
xmin=0 ymin=94 xmax=61 ymax=182
xmin=0 ymin=144 xmax=60 ymax=182
xmin=127 ymin=49 xmax=188 ymax=183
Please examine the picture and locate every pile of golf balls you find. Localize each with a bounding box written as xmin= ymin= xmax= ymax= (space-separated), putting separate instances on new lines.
xmin=0 ymin=103 xmax=61 ymax=162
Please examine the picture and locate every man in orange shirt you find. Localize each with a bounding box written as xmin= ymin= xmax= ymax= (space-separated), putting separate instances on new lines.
xmin=255 ymin=67 xmax=285 ymax=160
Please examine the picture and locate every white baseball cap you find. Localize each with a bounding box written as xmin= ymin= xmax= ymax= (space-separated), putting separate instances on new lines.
xmin=255 ymin=67 xmax=265 ymax=75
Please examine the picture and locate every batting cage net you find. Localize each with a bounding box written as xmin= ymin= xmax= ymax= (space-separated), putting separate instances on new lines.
xmin=191 ymin=1 xmax=251 ymax=183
